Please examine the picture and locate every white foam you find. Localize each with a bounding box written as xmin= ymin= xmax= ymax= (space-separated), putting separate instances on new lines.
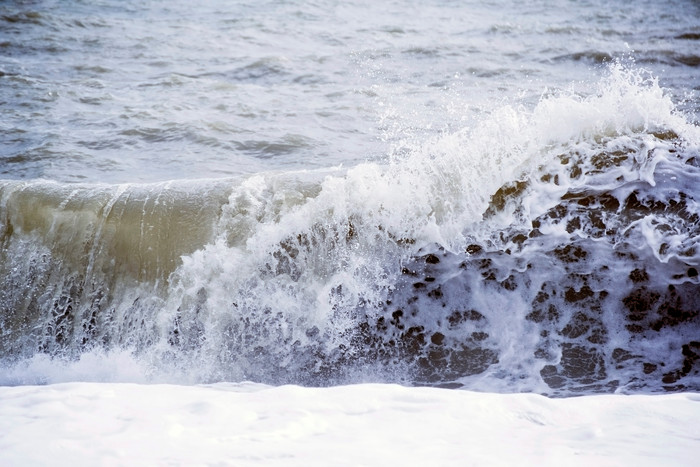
xmin=0 ymin=382 xmax=697 ymax=466
xmin=2 ymin=63 xmax=698 ymax=389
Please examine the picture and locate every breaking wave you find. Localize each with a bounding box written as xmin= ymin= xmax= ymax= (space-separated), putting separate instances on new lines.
xmin=2 ymin=64 xmax=699 ymax=395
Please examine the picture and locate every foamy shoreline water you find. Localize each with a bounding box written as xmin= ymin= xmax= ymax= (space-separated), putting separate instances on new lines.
xmin=1 ymin=382 xmax=697 ymax=466
xmin=2 ymin=4 xmax=700 ymax=461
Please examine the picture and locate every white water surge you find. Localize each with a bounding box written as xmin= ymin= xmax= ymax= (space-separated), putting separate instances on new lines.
xmin=1 ymin=1 xmax=699 ymax=463
xmin=2 ymin=66 xmax=698 ymax=393
xmin=1 ymin=383 xmax=698 ymax=466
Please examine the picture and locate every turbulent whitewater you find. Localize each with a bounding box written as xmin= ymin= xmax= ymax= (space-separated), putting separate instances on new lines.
xmin=2 ymin=65 xmax=699 ymax=394
xmin=1 ymin=0 xmax=699 ymax=395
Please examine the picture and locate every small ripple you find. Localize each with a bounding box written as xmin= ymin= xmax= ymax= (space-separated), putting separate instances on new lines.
xmin=73 ymin=65 xmax=112 ymax=75
xmin=544 ymin=26 xmax=583 ymax=35
xmin=675 ymin=32 xmax=700 ymax=41
xmin=119 ymin=126 xmax=183 ymax=143
xmin=636 ymin=51 xmax=700 ymax=68
xmin=1 ymin=11 xmax=43 ymax=25
xmin=551 ymin=51 xmax=613 ymax=64
xmin=673 ymin=54 xmax=700 ymax=67
xmin=402 ymin=47 xmax=442 ymax=58
xmin=234 ymin=134 xmax=316 ymax=158
xmin=228 ymin=58 xmax=290 ymax=84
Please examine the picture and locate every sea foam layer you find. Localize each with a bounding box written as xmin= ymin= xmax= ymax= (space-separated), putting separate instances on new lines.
xmin=1 ymin=65 xmax=699 ymax=394
xmin=1 ymin=382 xmax=698 ymax=466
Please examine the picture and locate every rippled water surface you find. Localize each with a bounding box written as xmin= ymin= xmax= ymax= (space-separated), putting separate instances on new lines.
xmin=2 ymin=0 xmax=699 ymax=182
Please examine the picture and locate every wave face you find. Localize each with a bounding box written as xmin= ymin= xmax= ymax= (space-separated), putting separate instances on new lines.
xmin=2 ymin=66 xmax=699 ymax=394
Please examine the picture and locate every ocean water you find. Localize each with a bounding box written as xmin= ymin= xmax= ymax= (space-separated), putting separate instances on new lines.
xmin=1 ymin=383 xmax=698 ymax=466
xmin=1 ymin=0 xmax=699 ymax=395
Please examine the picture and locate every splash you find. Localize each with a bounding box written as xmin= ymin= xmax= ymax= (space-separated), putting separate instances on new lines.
xmin=2 ymin=64 xmax=699 ymax=393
